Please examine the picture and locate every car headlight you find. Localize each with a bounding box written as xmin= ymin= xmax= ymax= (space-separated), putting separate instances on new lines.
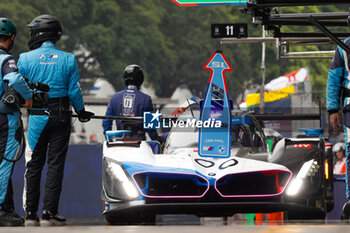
xmin=286 ymin=159 xmax=314 ymax=196
xmin=102 ymin=157 xmax=139 ymax=201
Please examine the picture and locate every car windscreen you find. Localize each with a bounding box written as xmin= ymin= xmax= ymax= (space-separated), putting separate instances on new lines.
xmin=165 ymin=108 xmax=265 ymax=151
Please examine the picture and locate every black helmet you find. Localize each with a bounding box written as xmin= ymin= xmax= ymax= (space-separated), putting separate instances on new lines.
xmin=123 ymin=64 xmax=144 ymax=88
xmin=27 ymin=14 xmax=62 ymax=50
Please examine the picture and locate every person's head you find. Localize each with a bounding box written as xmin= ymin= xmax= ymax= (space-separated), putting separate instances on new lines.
xmin=27 ymin=14 xmax=62 ymax=50
xmin=333 ymin=142 xmax=346 ymax=160
xmin=0 ymin=18 xmax=16 ymax=51
xmin=123 ymin=64 xmax=144 ymax=89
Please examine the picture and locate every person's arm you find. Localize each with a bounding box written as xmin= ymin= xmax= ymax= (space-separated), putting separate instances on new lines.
xmin=17 ymin=54 xmax=27 ymax=78
xmin=67 ymin=55 xmax=84 ymax=112
xmin=103 ymin=97 xmax=116 ymax=134
xmin=67 ymin=55 xmax=94 ymax=122
xmin=327 ymin=46 xmax=345 ymax=131
xmin=3 ymin=56 xmax=32 ymax=101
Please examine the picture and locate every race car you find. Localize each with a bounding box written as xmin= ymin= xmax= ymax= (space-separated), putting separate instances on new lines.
xmin=101 ymin=104 xmax=333 ymax=224
xmin=101 ymin=52 xmax=333 ymax=224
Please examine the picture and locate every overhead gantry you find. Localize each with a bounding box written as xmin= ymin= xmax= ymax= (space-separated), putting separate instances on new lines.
xmin=221 ymin=0 xmax=350 ymax=59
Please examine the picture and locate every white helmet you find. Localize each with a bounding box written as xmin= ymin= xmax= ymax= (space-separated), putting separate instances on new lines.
xmin=333 ymin=143 xmax=346 ymax=153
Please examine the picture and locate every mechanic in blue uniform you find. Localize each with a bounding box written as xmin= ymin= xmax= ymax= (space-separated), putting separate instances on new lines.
xmin=0 ymin=17 xmax=33 ymax=226
xmin=327 ymin=34 xmax=350 ymax=217
xmin=103 ymin=64 xmax=159 ymax=141
xmin=18 ymin=15 xmax=94 ymax=226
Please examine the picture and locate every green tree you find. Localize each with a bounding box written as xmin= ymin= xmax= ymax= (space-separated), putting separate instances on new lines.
xmin=0 ymin=0 xmax=38 ymax=57
xmin=1 ymin=0 xmax=348 ymax=100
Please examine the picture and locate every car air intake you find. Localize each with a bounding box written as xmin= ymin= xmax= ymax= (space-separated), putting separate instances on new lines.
xmin=133 ymin=171 xmax=209 ymax=198
xmin=215 ymin=170 xmax=291 ymax=198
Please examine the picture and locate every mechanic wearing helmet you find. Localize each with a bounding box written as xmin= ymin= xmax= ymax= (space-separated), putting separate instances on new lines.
xmin=18 ymin=15 xmax=94 ymax=226
xmin=333 ymin=143 xmax=346 ymax=175
xmin=0 ymin=17 xmax=33 ymax=226
xmin=103 ymin=64 xmax=159 ymax=141
xmin=327 ymin=18 xmax=350 ymax=216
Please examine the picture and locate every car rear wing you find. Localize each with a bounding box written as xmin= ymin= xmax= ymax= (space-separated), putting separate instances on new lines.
xmin=252 ymin=100 xmax=322 ymax=127
xmin=251 ymin=107 xmax=323 ymax=138
xmin=254 ymin=113 xmax=320 ymax=121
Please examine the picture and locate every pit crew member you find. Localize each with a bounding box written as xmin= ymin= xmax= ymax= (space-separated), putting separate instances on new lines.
xmin=333 ymin=142 xmax=346 ymax=175
xmin=102 ymin=64 xmax=159 ymax=141
xmin=0 ymin=17 xmax=33 ymax=226
xmin=18 ymin=14 xmax=93 ymax=226
xmin=326 ymin=35 xmax=350 ymax=216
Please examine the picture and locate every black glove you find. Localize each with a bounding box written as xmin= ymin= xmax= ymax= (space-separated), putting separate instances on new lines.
xmin=76 ymin=109 xmax=94 ymax=123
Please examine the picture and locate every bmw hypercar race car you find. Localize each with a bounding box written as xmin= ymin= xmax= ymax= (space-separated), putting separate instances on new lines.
xmin=101 ymin=52 xmax=333 ymax=224
xmin=101 ymin=104 xmax=334 ymax=224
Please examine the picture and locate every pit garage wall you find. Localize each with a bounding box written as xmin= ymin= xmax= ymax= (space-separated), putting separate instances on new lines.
xmin=12 ymin=144 xmax=103 ymax=219
xmin=327 ymin=175 xmax=347 ymax=219
xmin=11 ymin=144 xmax=347 ymax=219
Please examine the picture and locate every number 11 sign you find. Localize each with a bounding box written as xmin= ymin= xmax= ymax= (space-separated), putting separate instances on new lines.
xmin=211 ymin=24 xmax=248 ymax=38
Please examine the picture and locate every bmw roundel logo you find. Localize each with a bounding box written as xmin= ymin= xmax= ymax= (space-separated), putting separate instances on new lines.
xmin=208 ymin=173 xmax=216 ymax=176
xmin=218 ymin=146 xmax=225 ymax=153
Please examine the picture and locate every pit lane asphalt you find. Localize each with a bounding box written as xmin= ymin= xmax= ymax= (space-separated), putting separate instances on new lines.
xmin=2 ymin=218 xmax=350 ymax=233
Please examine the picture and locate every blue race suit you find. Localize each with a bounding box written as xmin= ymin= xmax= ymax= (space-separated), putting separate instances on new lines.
xmin=0 ymin=46 xmax=32 ymax=211
xmin=18 ymin=40 xmax=85 ymax=214
xmin=102 ymin=85 xmax=159 ymax=140
xmin=327 ymin=37 xmax=350 ymax=199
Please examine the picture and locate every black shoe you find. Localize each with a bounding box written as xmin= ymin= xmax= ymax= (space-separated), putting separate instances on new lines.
xmin=343 ymin=200 xmax=350 ymax=218
xmin=41 ymin=210 xmax=66 ymax=226
xmin=25 ymin=211 xmax=40 ymax=226
xmin=0 ymin=210 xmax=24 ymax=227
